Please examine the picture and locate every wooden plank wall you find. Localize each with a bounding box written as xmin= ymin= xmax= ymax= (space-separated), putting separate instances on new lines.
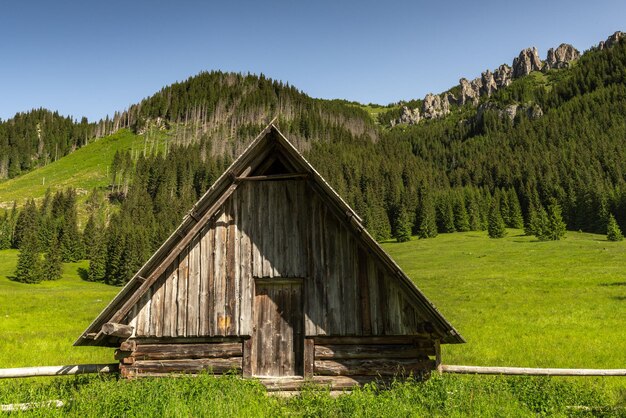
xmin=125 ymin=180 xmax=428 ymax=338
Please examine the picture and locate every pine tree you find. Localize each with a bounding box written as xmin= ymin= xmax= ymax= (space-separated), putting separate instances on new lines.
xmin=41 ymin=235 xmax=62 ymax=281
xmin=88 ymin=231 xmax=107 ymax=282
xmin=488 ymin=198 xmax=507 ymax=238
xmin=545 ymin=199 xmax=567 ymax=241
xmin=12 ymin=199 xmax=39 ymax=249
xmin=416 ymin=189 xmax=438 ymax=239
xmin=453 ymin=193 xmax=470 ymax=232
xmin=436 ymin=194 xmax=456 ymax=233
xmin=393 ymin=207 xmax=412 ymax=243
xmin=13 ymin=231 xmax=42 ymax=283
xmin=606 ymin=213 xmax=623 ymax=241
xmin=507 ymin=188 xmax=525 ymax=229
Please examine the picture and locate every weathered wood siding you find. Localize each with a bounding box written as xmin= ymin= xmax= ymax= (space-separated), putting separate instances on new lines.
xmin=125 ymin=180 xmax=428 ymax=338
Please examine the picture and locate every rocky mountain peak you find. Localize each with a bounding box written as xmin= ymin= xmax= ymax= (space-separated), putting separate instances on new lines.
xmin=512 ymin=47 xmax=543 ymax=77
xmin=598 ymin=31 xmax=624 ymax=50
xmin=545 ymin=44 xmax=580 ymax=70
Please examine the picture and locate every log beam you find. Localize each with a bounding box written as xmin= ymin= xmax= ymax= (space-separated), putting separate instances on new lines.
xmin=102 ymin=323 xmax=134 ymax=339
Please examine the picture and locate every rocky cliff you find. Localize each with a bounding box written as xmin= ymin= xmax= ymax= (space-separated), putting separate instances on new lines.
xmin=390 ymin=33 xmax=620 ymax=126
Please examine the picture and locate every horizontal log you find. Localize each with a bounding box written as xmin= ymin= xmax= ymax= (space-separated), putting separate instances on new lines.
xmin=1 ymin=400 xmax=65 ymax=412
xmin=133 ymin=343 xmax=243 ymax=360
xmin=131 ymin=357 xmax=242 ymax=374
xmin=131 ymin=336 xmax=244 ymax=345
xmin=120 ymin=341 xmax=137 ymax=351
xmin=315 ymin=358 xmax=436 ymax=376
xmin=439 ymin=365 xmax=626 ymax=376
xmin=315 ymin=344 xmax=432 ymax=359
xmin=0 ymin=364 xmax=118 ymax=379
xmin=312 ymin=336 xmax=432 ymax=346
xmin=259 ymin=375 xmax=385 ymax=391
xmin=102 ymin=323 xmax=134 ymax=339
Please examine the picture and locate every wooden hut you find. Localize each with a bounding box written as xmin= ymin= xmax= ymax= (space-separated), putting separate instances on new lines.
xmin=75 ymin=123 xmax=464 ymax=389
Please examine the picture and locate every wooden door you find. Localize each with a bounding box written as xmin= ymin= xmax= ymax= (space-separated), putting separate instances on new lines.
xmin=251 ymin=279 xmax=303 ymax=377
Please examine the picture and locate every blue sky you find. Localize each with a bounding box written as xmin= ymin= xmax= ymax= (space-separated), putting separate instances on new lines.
xmin=1 ymin=0 xmax=624 ymax=121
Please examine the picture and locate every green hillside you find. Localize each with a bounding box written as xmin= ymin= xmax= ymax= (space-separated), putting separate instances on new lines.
xmin=0 ymin=129 xmax=149 ymax=208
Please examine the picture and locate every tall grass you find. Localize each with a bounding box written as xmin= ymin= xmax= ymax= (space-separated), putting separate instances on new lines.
xmin=0 ymin=373 xmax=621 ymax=417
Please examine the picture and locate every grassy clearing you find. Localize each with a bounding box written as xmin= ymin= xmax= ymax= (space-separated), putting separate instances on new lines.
xmin=0 ymin=250 xmax=117 ymax=367
xmin=381 ymin=230 xmax=626 ymax=370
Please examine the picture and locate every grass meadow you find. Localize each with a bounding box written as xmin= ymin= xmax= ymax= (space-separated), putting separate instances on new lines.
xmin=0 ymin=229 xmax=625 ymax=415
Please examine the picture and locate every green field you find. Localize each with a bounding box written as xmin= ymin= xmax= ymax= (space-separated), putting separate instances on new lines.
xmin=0 ymin=230 xmax=625 ymax=415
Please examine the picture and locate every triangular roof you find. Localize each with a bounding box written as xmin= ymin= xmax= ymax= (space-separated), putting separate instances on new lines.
xmin=75 ymin=122 xmax=464 ymax=346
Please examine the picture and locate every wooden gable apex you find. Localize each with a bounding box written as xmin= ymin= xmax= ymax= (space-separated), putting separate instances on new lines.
xmin=75 ymin=122 xmax=464 ymax=347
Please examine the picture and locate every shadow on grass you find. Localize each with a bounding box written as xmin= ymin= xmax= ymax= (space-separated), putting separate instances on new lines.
xmin=610 ymin=296 xmax=626 ymax=301
xmin=77 ymin=267 xmax=90 ymax=281
xmin=599 ymin=282 xmax=626 ymax=287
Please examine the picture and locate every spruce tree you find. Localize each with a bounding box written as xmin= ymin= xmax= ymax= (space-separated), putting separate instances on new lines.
xmin=416 ymin=190 xmax=438 ymax=239
xmin=41 ymin=235 xmax=63 ymax=281
xmin=545 ymin=199 xmax=567 ymax=241
xmin=488 ymin=199 xmax=507 ymax=238
xmin=606 ymin=213 xmax=623 ymax=241
xmin=12 ymin=199 xmax=39 ymax=249
xmin=453 ymin=193 xmax=470 ymax=232
xmin=507 ymin=188 xmax=525 ymax=229
xmin=13 ymin=231 xmax=42 ymax=283
xmin=393 ymin=207 xmax=412 ymax=243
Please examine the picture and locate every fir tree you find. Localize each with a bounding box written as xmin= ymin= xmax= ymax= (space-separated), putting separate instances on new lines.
xmin=606 ymin=213 xmax=623 ymax=241
xmin=544 ymin=199 xmax=567 ymax=241
xmin=488 ymin=199 xmax=507 ymax=238
xmin=507 ymin=188 xmax=525 ymax=229
xmin=393 ymin=207 xmax=412 ymax=243
xmin=13 ymin=231 xmax=42 ymax=283
xmin=453 ymin=193 xmax=470 ymax=232
xmin=41 ymin=234 xmax=63 ymax=281
xmin=12 ymin=199 xmax=39 ymax=249
xmin=416 ymin=189 xmax=438 ymax=239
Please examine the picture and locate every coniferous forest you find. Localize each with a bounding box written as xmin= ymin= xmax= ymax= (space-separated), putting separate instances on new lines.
xmin=2 ymin=38 xmax=626 ymax=285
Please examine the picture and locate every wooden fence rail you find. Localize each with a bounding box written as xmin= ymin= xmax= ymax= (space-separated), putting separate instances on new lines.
xmin=439 ymin=365 xmax=626 ymax=376
xmin=0 ymin=363 xmax=118 ymax=379
xmin=1 ymin=363 xmax=625 ymax=379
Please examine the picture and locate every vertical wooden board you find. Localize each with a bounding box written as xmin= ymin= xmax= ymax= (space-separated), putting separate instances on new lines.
xmin=377 ymin=268 xmax=388 ymax=335
xmin=303 ymin=338 xmax=314 ymax=378
xmin=386 ymin=277 xmax=402 ymax=335
xmin=136 ymin=288 xmax=152 ymax=336
xmin=358 ymin=247 xmax=372 ymax=335
xmin=367 ymin=258 xmax=382 ymax=335
xmin=317 ymin=197 xmax=329 ymax=335
xmin=186 ymin=233 xmax=201 ymax=337
xmin=149 ymin=273 xmax=166 ymax=337
xmin=226 ymin=197 xmax=238 ymax=335
xmin=303 ymin=184 xmax=316 ymax=335
xmin=162 ymin=263 xmax=177 ymax=337
xmin=206 ymin=226 xmax=216 ymax=336
xmin=213 ymin=211 xmax=227 ymax=335
xmin=262 ymin=183 xmax=274 ymax=278
xmin=242 ymin=339 xmax=253 ymax=377
xmin=293 ymin=282 xmax=304 ymax=375
xmin=251 ymin=185 xmax=263 ymax=279
xmin=324 ymin=207 xmax=341 ymax=335
xmin=239 ymin=184 xmax=253 ymax=335
xmin=127 ymin=304 xmax=138 ymax=338
xmin=199 ymin=224 xmax=210 ymax=336
xmin=176 ymin=246 xmax=189 ymax=337
xmin=342 ymin=227 xmax=358 ymax=335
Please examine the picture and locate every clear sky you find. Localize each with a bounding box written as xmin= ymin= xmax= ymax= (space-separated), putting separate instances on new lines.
xmin=1 ymin=0 xmax=624 ymax=121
